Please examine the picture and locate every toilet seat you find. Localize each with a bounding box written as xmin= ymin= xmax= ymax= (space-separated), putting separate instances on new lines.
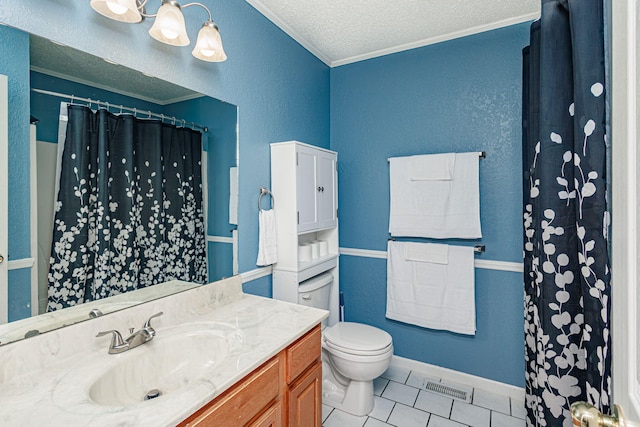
xmin=324 ymin=340 xmax=394 ymax=358
xmin=324 ymin=340 xmax=393 ymax=357
xmin=324 ymin=322 xmax=392 ymax=353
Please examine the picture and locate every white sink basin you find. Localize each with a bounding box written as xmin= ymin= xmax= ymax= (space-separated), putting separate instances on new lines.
xmin=89 ymin=329 xmax=231 ymax=406
xmin=52 ymin=322 xmax=242 ymax=410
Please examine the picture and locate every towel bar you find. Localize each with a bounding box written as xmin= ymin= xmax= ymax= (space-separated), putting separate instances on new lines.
xmin=387 ymin=151 xmax=486 ymax=162
xmin=258 ymin=187 xmax=274 ymax=211
xmin=387 ymin=238 xmax=485 ymax=254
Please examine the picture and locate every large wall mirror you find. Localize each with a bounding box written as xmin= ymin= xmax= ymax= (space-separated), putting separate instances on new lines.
xmin=0 ymin=24 xmax=239 ymax=345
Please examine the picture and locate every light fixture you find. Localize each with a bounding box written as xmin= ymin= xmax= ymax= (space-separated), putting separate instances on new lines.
xmin=90 ymin=0 xmax=227 ymax=62
xmin=90 ymin=0 xmax=143 ymax=23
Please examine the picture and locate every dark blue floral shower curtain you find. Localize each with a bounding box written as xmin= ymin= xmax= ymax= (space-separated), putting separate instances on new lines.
xmin=522 ymin=0 xmax=610 ymax=425
xmin=47 ymin=104 xmax=207 ymax=311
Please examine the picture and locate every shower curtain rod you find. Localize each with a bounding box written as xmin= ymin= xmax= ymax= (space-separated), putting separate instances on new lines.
xmin=31 ymin=88 xmax=208 ymax=132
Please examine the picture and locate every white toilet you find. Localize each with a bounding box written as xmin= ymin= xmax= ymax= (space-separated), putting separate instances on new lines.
xmin=298 ymin=272 xmax=393 ymax=416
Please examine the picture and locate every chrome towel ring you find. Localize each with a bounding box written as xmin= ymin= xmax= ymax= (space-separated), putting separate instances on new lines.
xmin=258 ymin=187 xmax=274 ymax=211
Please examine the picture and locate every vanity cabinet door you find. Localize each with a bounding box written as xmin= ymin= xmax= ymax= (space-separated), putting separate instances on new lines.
xmin=248 ymin=402 xmax=283 ymax=427
xmin=287 ymin=361 xmax=322 ymax=427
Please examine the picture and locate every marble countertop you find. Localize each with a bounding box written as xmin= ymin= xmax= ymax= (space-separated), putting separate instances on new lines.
xmin=0 ymin=276 xmax=328 ymax=426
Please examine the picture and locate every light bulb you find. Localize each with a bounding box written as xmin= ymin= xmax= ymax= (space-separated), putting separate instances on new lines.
xmin=192 ymin=22 xmax=227 ymax=62
xmin=90 ymin=0 xmax=142 ymax=23
xmin=161 ymin=28 xmax=179 ymax=40
xmin=148 ymin=2 xmax=190 ymax=46
xmin=106 ymin=1 xmax=128 ymax=15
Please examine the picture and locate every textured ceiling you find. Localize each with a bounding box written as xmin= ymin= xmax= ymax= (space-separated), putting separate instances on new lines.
xmin=246 ymin=0 xmax=540 ymax=67
xmin=29 ymin=34 xmax=200 ymax=105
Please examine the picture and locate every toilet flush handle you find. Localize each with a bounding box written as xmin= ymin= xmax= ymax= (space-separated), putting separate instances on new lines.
xmin=301 ymin=294 xmax=311 ymax=300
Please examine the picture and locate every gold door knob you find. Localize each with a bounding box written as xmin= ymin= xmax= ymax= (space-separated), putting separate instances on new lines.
xmin=571 ymin=402 xmax=626 ymax=427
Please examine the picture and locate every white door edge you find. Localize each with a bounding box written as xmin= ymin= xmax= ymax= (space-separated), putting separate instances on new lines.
xmin=611 ymin=0 xmax=640 ymax=424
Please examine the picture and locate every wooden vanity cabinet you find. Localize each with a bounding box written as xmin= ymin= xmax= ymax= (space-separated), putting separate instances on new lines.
xmin=179 ymin=325 xmax=322 ymax=427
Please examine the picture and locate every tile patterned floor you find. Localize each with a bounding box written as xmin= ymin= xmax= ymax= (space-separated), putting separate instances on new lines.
xmin=322 ymin=365 xmax=525 ymax=427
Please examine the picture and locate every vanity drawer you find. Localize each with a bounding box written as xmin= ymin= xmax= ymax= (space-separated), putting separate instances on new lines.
xmin=286 ymin=325 xmax=321 ymax=384
xmin=181 ymin=356 xmax=280 ymax=427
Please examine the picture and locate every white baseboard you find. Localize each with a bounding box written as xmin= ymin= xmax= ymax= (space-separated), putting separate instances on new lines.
xmin=389 ymin=355 xmax=525 ymax=401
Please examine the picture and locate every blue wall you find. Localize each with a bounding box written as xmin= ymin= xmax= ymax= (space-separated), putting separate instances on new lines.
xmin=0 ymin=26 xmax=31 ymax=321
xmin=330 ymin=24 xmax=530 ymax=386
xmin=0 ymin=1 xmax=331 ymax=277
xmin=1 ymin=3 xmax=529 ymax=386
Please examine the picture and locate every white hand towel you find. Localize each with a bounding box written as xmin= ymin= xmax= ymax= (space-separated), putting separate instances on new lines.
xmin=410 ymin=153 xmax=455 ymax=180
xmin=386 ymin=241 xmax=476 ymax=335
xmin=404 ymin=242 xmax=449 ymax=264
xmin=256 ymin=209 xmax=277 ymax=266
xmin=389 ymin=152 xmax=481 ymax=239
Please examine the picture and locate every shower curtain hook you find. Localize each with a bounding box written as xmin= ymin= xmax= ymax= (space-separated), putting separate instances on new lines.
xmin=148 ymin=110 xmax=151 ymax=119
xmin=119 ymin=104 xmax=123 ymax=114
xmin=182 ymin=119 xmax=186 ymax=128
xmin=105 ymin=101 xmax=109 ymax=112
xmin=88 ymin=98 xmax=92 ymax=109
xmin=161 ymin=113 xmax=164 ymax=123
xmin=133 ymin=107 xmax=137 ymax=117
xmin=172 ymin=117 xmax=176 ymax=125
xmin=70 ymin=94 xmax=75 ymax=105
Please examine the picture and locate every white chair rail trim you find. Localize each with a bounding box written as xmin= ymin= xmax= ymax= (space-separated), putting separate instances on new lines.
xmin=339 ymin=247 xmax=523 ymax=273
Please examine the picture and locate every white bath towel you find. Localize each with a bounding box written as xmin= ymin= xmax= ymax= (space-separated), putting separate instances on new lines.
xmin=410 ymin=153 xmax=455 ymax=181
xmin=404 ymin=242 xmax=449 ymax=264
xmin=256 ymin=209 xmax=278 ymax=266
xmin=389 ymin=152 xmax=481 ymax=239
xmin=386 ymin=241 xmax=476 ymax=335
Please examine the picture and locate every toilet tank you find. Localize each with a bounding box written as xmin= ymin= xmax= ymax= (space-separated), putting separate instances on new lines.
xmin=298 ymin=271 xmax=333 ymax=315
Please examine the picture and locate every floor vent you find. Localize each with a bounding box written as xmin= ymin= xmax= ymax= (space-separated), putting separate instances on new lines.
xmin=424 ymin=381 xmax=472 ymax=403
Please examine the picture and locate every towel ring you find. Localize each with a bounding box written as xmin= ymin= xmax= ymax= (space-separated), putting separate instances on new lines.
xmin=258 ymin=187 xmax=274 ymax=211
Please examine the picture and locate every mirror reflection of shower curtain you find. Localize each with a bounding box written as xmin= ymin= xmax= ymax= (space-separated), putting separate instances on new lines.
xmin=47 ymin=104 xmax=207 ymax=311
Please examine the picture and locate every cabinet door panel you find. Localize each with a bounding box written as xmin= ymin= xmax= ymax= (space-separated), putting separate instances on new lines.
xmin=248 ymin=402 xmax=282 ymax=427
xmin=288 ymin=362 xmax=322 ymax=427
xmin=296 ymin=147 xmax=318 ymax=233
xmin=317 ymin=151 xmax=337 ymax=230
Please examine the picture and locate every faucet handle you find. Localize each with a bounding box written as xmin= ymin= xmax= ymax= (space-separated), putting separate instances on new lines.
xmin=96 ymin=330 xmax=128 ymax=353
xmin=143 ymin=312 xmax=164 ymax=337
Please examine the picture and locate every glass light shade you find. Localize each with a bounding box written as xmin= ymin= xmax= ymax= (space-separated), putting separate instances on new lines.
xmin=90 ymin=0 xmax=142 ymax=23
xmin=148 ymin=3 xmax=190 ymax=46
xmin=192 ymin=22 xmax=227 ymax=62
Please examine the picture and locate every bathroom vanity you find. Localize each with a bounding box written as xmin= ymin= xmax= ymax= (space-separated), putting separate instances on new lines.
xmin=0 ymin=276 xmax=327 ymax=426
xmin=180 ymin=325 xmax=321 ymax=426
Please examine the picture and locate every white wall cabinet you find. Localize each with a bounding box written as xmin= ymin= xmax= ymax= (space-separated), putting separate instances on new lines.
xmin=271 ymin=141 xmax=339 ymax=326
xmin=293 ymin=144 xmax=337 ymax=233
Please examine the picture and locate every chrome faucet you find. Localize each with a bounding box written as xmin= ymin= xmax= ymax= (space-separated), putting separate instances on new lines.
xmin=96 ymin=312 xmax=164 ymax=354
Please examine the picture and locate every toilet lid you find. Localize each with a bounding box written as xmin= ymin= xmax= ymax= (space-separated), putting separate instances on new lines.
xmin=324 ymin=322 xmax=392 ymax=352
